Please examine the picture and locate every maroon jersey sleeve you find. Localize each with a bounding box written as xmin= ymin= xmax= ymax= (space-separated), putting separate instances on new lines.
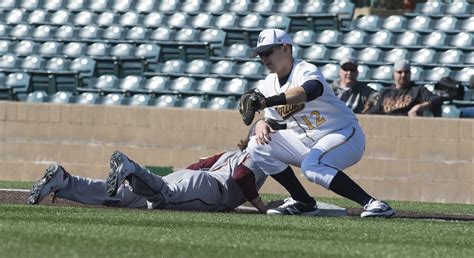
xmin=186 ymin=152 xmax=225 ymax=170
xmin=232 ymin=164 xmax=259 ymax=202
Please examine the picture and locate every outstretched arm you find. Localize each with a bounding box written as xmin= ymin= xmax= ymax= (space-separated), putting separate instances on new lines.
xmin=233 ymin=164 xmax=268 ymax=213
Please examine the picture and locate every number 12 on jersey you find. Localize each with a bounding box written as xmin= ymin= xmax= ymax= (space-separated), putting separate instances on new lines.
xmin=301 ymin=111 xmax=326 ymax=129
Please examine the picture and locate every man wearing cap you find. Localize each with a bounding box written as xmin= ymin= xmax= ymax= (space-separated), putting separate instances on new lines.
xmin=367 ymin=59 xmax=443 ymax=116
xmin=243 ymin=28 xmax=395 ymax=218
xmin=331 ymin=57 xmax=379 ymax=114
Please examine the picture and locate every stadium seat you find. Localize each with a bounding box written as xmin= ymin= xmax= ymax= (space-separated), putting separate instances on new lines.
xmin=103 ymin=25 xmax=125 ymax=40
xmin=207 ymin=96 xmax=236 ymax=110
xmin=367 ymin=82 xmax=384 ymax=92
xmin=143 ymin=12 xmax=164 ymax=28
xmin=72 ymin=11 xmax=95 ymax=27
xmin=446 ymin=0 xmax=471 ymax=17
xmin=10 ymin=24 xmax=32 ymax=38
xmin=75 ymin=92 xmax=100 ymax=105
xmin=195 ymin=77 xmax=221 ymax=94
xmin=102 ymin=93 xmax=125 ymax=105
xmin=210 ymin=60 xmax=235 ymax=76
xmin=135 ymin=43 xmax=161 ymax=71
xmin=223 ymin=43 xmax=251 ymax=59
xmin=13 ymin=40 xmax=36 ymax=56
xmin=128 ymin=94 xmax=151 ymax=106
xmin=368 ymin=30 xmax=394 ymax=47
xmin=200 ymin=28 xmax=226 ymax=44
xmin=422 ymin=31 xmax=448 ymax=48
xmin=185 ymin=59 xmax=211 ymax=75
xmin=434 ymin=16 xmax=459 ymax=32
xmin=160 ymin=59 xmax=186 ymax=74
xmin=329 ymin=46 xmax=355 ymax=62
xmin=0 ymin=0 xmax=15 ymax=9
xmin=357 ymin=47 xmax=382 ymax=64
xmin=92 ymin=74 xmax=120 ymax=92
xmin=410 ymin=48 xmax=436 ymax=65
xmin=149 ymin=27 xmax=173 ymax=41
xmin=239 ymin=13 xmax=263 ymax=29
xmin=424 ymin=67 xmax=452 ymax=82
xmin=315 ymin=29 xmax=342 ymax=45
xmin=276 ymin=0 xmax=300 ymax=14
xmin=154 ymin=94 xmax=180 ymax=107
xmin=459 ymin=17 xmax=474 ymax=32
xmin=49 ymin=91 xmax=73 ymax=104
xmin=174 ymin=28 xmax=199 ymax=42
xmin=415 ymin=0 xmax=446 ymax=17
xmin=453 ymin=67 xmax=474 ymax=84
xmin=409 ymin=66 xmax=423 ymax=81
xmin=119 ymin=11 xmax=140 ymax=27
xmin=293 ymin=30 xmax=316 ymax=46
xmin=190 ymin=13 xmax=213 ymax=28
xmin=465 ymin=51 xmax=474 ymax=65
xmin=407 ymin=15 xmax=432 ymax=32
xmin=383 ymin=48 xmax=408 ymax=65
xmin=0 ymin=40 xmax=11 ymax=55
xmin=89 ymin=0 xmax=110 ymax=12
xmin=353 ymin=15 xmax=381 ymax=32
xmin=301 ymin=44 xmax=328 ymax=61
xmin=181 ymin=95 xmax=206 ymax=109
xmin=158 ymin=0 xmax=179 ymax=12
xmin=381 ymin=15 xmax=407 ymax=32
xmin=5 ymin=9 xmax=25 ymax=24
xmin=70 ymin=56 xmax=96 ymax=79
xmin=135 ymin=0 xmax=158 ymax=13
xmin=449 ymin=32 xmax=473 ymax=49
xmin=43 ymin=0 xmax=65 ymax=11
xmin=113 ymin=0 xmax=133 ymax=13
xmin=167 ymin=12 xmax=189 ymax=28
xmin=328 ymin=0 xmax=355 ymax=23
xmin=20 ymin=0 xmax=39 ymax=10
xmin=3 ymin=72 xmax=30 ymax=100
xmin=228 ymin=0 xmax=251 ymax=12
xmin=20 ymin=55 xmax=44 ymax=70
xmin=203 ymin=0 xmax=226 ymax=13
xmin=342 ymin=30 xmax=367 ymax=46
xmin=395 ymin=31 xmax=421 ymax=47
xmin=118 ymin=75 xmax=145 ymax=93
xmin=86 ymin=42 xmax=110 ymax=57
xmin=0 ymin=24 xmax=8 ymax=38
xmin=28 ymin=10 xmax=48 ymax=24
xmin=110 ymin=43 xmax=134 ymax=57
xmin=32 ymin=25 xmax=55 ymax=39
xmin=438 ymin=49 xmax=463 ymax=65
xmin=214 ymin=13 xmax=238 ymax=28
xmin=222 ymin=78 xmax=248 ymax=95
xmin=96 ymin=11 xmax=116 ymax=27
xmin=370 ymin=65 xmax=393 ymax=81
xmin=45 ymin=57 xmax=70 ymax=72
xmin=144 ymin=75 xmax=171 ymax=94
xmin=320 ymin=63 xmax=340 ymax=82
xmin=37 ymin=41 xmax=63 ymax=56
xmin=355 ymin=64 xmax=369 ymax=80
xmin=62 ymin=42 xmax=86 ymax=58
xmin=0 ymin=54 xmax=19 ymax=69
xmin=180 ymin=0 xmax=201 ymax=13
xmin=253 ymin=0 xmax=274 ymax=13
xmin=264 ymin=14 xmax=290 ymax=30
xmin=169 ymin=76 xmax=196 ymax=93
xmin=78 ymin=25 xmax=101 ymax=40
xmin=236 ymin=61 xmax=264 ymax=78
xmin=54 ymin=25 xmax=75 ymax=40
xmin=66 ymin=0 xmax=87 ymax=12
xmin=50 ymin=9 xmax=71 ymax=25
xmin=26 ymin=91 xmax=48 ymax=103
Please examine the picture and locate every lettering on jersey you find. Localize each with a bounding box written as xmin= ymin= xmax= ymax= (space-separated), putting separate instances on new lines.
xmin=275 ymin=104 xmax=305 ymax=119
xmin=382 ymin=95 xmax=413 ymax=113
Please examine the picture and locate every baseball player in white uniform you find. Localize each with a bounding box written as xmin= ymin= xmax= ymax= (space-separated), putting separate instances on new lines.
xmin=245 ymin=28 xmax=395 ymax=217
xmin=27 ymin=147 xmax=269 ymax=213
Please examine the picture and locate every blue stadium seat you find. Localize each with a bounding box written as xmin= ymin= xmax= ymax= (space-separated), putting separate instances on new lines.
xmin=357 ymin=47 xmax=382 ymax=64
xmin=0 ymin=40 xmax=11 ymax=55
xmin=459 ymin=16 xmax=474 ymax=32
xmin=190 ymin=13 xmax=213 ymax=28
xmin=103 ymin=25 xmax=125 ymax=40
xmin=128 ymin=94 xmax=152 ymax=106
xmin=253 ymin=0 xmax=274 ymax=13
xmin=293 ymin=30 xmax=316 ymax=46
xmin=66 ymin=0 xmax=87 ymax=12
xmin=453 ymin=67 xmax=474 ymax=84
xmin=207 ymin=96 xmax=236 ymax=110
xmin=414 ymin=0 xmax=446 ymax=17
xmin=144 ymin=75 xmax=171 ymax=94
xmin=422 ymin=31 xmax=448 ymax=48
xmin=135 ymin=0 xmax=158 ymax=13
xmin=27 ymin=10 xmax=48 ymax=24
xmin=0 ymin=54 xmax=19 ymax=69
xmin=410 ymin=66 xmax=423 ymax=81
xmin=328 ymin=0 xmax=355 ymax=25
xmin=62 ymin=42 xmax=87 ymax=58
xmin=135 ymin=43 xmax=161 ymax=71
xmin=92 ymin=74 xmax=120 ymax=93
xmin=210 ymin=60 xmax=235 ymax=76
xmin=89 ymin=0 xmax=110 ymax=12
xmin=0 ymin=0 xmax=15 ymax=9
xmin=315 ymin=29 xmax=342 ymax=45
xmin=49 ymin=9 xmax=71 ymax=25
xmin=174 ymin=28 xmax=199 ymax=42
xmin=446 ymin=0 xmax=471 ymax=18
xmin=113 ymin=0 xmax=133 ymax=13
xmin=449 ymin=32 xmax=473 ymax=49
xmin=167 ymin=12 xmax=189 ymax=28
xmin=356 ymin=64 xmax=370 ymax=80
xmin=180 ymin=0 xmax=202 ymax=13
xmin=96 ymin=11 xmax=116 ymax=27
xmin=410 ymin=48 xmax=436 ymax=65
xmin=214 ymin=13 xmax=238 ymax=28
xmin=381 ymin=15 xmax=407 ymax=32
xmin=1 ymin=72 xmax=30 ymax=100
xmin=424 ymin=67 xmax=452 ymax=82
xmin=143 ymin=12 xmax=165 ymax=28
xmin=438 ymin=49 xmax=463 ymax=65
xmin=367 ymin=82 xmax=384 ymax=92
xmin=158 ymin=0 xmax=179 ymax=12
xmin=203 ymin=0 xmax=226 ymax=13
xmin=223 ymin=43 xmax=251 ymax=59
xmin=342 ymin=30 xmax=367 ymax=46
xmin=86 ymin=42 xmax=110 ymax=57
xmin=301 ymin=44 xmax=329 ymax=62
xmin=236 ymin=61 xmax=264 ymax=78
xmin=78 ymin=25 xmax=101 ymax=40
xmin=228 ymin=0 xmax=251 ymax=13
xmin=149 ymin=27 xmax=173 ymax=41
xmin=222 ymin=78 xmax=248 ymax=95
xmin=276 ymin=0 xmax=300 ymax=14
xmin=154 ymin=94 xmax=180 ymax=107
xmin=118 ymin=75 xmax=145 ymax=93
xmin=54 ymin=25 xmax=76 ymax=40
xmin=395 ymin=31 xmax=421 ymax=48
xmin=464 ymin=51 xmax=474 ymax=65
xmin=407 ymin=15 xmax=433 ymax=32
xmin=10 ymin=24 xmax=32 ymax=38
xmin=110 ymin=43 xmax=134 ymax=57
xmin=353 ymin=15 xmax=381 ymax=32
xmin=101 ymin=93 xmax=125 ymax=106
xmin=5 ymin=9 xmax=25 ymax=24
xmin=195 ymin=77 xmax=221 ymax=94
xmin=119 ymin=11 xmax=140 ymax=27
xmin=38 ymin=41 xmax=62 ymax=57
xmin=70 ymin=56 xmax=96 ymax=79
xmin=50 ymin=91 xmax=73 ymax=104
xmin=369 ymin=30 xmax=394 ymax=47
xmin=181 ymin=95 xmax=207 ymax=109
xmin=370 ymin=65 xmax=393 ymax=81
xmin=239 ymin=13 xmax=263 ymax=29
xmin=26 ymin=91 xmax=48 ymax=103
xmin=0 ymin=24 xmax=8 ymax=38
xmin=160 ymin=59 xmax=186 ymax=74
xmin=13 ymin=40 xmax=37 ymax=56
xmin=75 ymin=92 xmax=100 ymax=105
xmin=20 ymin=55 xmax=44 ymax=70
xmin=434 ymin=16 xmax=459 ymax=32
xmin=383 ymin=48 xmax=409 ymax=65
xmin=329 ymin=46 xmax=355 ymax=62
xmin=43 ymin=0 xmax=65 ymax=11
xmin=320 ymin=63 xmax=340 ymax=82
xmin=169 ymin=76 xmax=196 ymax=93
xmin=45 ymin=57 xmax=70 ymax=72
xmin=32 ymin=25 xmax=55 ymax=40
xmin=185 ymin=59 xmax=211 ymax=75
xmin=264 ymin=14 xmax=290 ymax=30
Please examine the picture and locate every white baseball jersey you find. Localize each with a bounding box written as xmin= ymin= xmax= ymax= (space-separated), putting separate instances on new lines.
xmin=257 ymin=60 xmax=358 ymax=146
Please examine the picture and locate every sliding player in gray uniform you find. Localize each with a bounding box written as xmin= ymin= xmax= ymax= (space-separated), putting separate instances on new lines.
xmin=27 ymin=141 xmax=269 ymax=213
xmin=246 ymin=29 xmax=395 ymax=217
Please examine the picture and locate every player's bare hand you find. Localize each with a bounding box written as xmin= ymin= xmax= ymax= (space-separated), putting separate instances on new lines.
xmin=255 ymin=120 xmax=275 ymax=145
xmin=408 ymin=105 xmax=421 ymax=117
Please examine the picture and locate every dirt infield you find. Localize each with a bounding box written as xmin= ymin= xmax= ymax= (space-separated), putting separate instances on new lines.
xmin=2 ymin=190 xmax=473 ymax=221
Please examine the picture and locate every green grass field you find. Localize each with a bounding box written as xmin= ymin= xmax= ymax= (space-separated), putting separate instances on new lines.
xmin=1 ymin=181 xmax=473 ymax=257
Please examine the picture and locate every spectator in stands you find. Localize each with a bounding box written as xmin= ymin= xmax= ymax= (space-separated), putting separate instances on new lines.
xmin=366 ymin=59 xmax=443 ymax=116
xmin=331 ymin=56 xmax=379 ymax=114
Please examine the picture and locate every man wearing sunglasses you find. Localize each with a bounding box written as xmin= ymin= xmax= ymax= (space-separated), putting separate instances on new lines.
xmin=366 ymin=59 xmax=443 ymax=116
xmin=331 ymin=57 xmax=379 ymax=114
xmin=243 ymin=28 xmax=395 ymax=217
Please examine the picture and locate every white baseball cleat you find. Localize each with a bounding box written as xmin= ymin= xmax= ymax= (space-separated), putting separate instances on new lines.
xmin=27 ymin=163 xmax=69 ymax=205
xmin=105 ymin=151 xmax=135 ymax=197
xmin=267 ymin=197 xmax=319 ymax=216
xmin=361 ymin=199 xmax=395 ymax=218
